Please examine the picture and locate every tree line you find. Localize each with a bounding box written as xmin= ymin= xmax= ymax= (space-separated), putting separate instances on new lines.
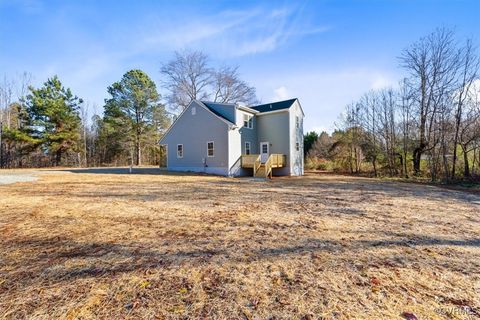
xmin=305 ymin=28 xmax=480 ymax=182
xmin=0 ymin=51 xmax=258 ymax=168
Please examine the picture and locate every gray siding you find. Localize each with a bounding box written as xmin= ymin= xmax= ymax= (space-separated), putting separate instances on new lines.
xmin=160 ymin=101 xmax=230 ymax=175
xmin=256 ymin=111 xmax=291 ymax=175
xmin=236 ymin=109 xmax=258 ymax=155
xmin=160 ymin=99 xmax=304 ymax=177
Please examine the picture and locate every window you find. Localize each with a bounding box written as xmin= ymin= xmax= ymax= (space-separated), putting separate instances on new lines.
xmin=243 ymin=114 xmax=253 ymax=129
xmin=262 ymin=143 xmax=268 ymax=154
xmin=177 ymin=144 xmax=183 ymax=158
xmin=245 ymin=142 xmax=251 ymax=155
xmin=296 ymin=116 xmax=299 ymax=128
xmin=191 ymin=107 xmax=196 ymax=115
xmin=296 ymin=142 xmax=300 ymax=151
xmin=207 ymin=141 xmax=214 ymax=157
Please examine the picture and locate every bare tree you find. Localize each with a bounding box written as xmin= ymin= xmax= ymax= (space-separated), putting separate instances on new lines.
xmin=356 ymin=91 xmax=380 ymax=176
xmin=161 ymin=50 xmax=259 ymax=112
xmin=80 ymin=102 xmax=90 ymax=167
xmin=0 ymin=76 xmax=14 ymax=167
xmin=160 ymin=50 xmax=212 ymax=112
xmin=451 ymin=40 xmax=479 ymax=178
xmin=458 ymin=82 xmax=480 ymax=177
xmin=399 ymin=79 xmax=414 ymax=177
xmin=212 ymin=66 xmax=258 ymax=105
xmin=400 ymin=28 xmax=461 ymax=176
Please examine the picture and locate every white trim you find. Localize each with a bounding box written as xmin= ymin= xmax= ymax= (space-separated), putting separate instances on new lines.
xmin=237 ymin=105 xmax=259 ymax=114
xmin=176 ymin=144 xmax=183 ymax=158
xmin=242 ymin=113 xmax=253 ymax=129
xmin=207 ymin=141 xmax=214 ymax=157
xmin=294 ymin=99 xmax=305 ymax=117
xmin=255 ymin=109 xmax=289 ymax=116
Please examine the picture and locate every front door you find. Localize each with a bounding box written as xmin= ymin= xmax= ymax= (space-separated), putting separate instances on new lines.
xmin=260 ymin=142 xmax=269 ymax=163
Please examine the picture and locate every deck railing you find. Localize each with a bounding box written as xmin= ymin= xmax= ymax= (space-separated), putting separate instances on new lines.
xmin=241 ymin=154 xmax=286 ymax=178
xmin=241 ymin=154 xmax=260 ymax=168
xmin=264 ymin=154 xmax=286 ymax=178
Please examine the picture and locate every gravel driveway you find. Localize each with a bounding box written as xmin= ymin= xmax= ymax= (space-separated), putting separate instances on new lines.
xmin=0 ymin=172 xmax=38 ymax=185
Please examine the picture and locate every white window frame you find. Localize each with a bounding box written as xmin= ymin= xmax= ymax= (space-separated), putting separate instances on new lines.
xmin=245 ymin=141 xmax=251 ymax=155
xmin=243 ymin=113 xmax=253 ymax=129
xmin=296 ymin=116 xmax=299 ymax=128
xmin=191 ymin=106 xmax=196 ymax=115
xmin=177 ymin=144 xmax=183 ymax=158
xmin=207 ymin=141 xmax=214 ymax=157
xmin=296 ymin=142 xmax=300 ymax=151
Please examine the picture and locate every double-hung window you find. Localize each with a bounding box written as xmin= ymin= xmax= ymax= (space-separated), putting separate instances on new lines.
xmin=177 ymin=144 xmax=183 ymax=158
xmin=243 ymin=114 xmax=253 ymax=129
xmin=207 ymin=141 xmax=214 ymax=157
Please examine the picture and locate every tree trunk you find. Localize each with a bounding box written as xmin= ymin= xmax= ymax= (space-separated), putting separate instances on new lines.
xmin=136 ymin=137 xmax=141 ymax=166
xmin=403 ymin=151 xmax=409 ymax=178
xmin=55 ymin=149 xmax=62 ymax=166
xmin=413 ymin=146 xmax=423 ymax=175
xmin=462 ymin=145 xmax=470 ymax=178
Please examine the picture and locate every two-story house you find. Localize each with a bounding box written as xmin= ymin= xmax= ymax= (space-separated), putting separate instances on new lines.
xmin=159 ymin=98 xmax=304 ymax=178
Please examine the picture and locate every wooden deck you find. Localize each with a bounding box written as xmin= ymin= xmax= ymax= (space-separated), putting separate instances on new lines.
xmin=241 ymin=154 xmax=286 ymax=178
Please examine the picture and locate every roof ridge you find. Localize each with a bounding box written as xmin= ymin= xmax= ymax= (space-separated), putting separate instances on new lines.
xmin=252 ymin=98 xmax=297 ymax=108
xmin=251 ymin=98 xmax=298 ymax=113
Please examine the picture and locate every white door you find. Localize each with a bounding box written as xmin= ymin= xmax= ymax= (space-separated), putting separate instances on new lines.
xmin=260 ymin=142 xmax=269 ymax=163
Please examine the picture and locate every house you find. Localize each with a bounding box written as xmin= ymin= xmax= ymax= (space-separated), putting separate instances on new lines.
xmin=159 ymin=98 xmax=304 ymax=178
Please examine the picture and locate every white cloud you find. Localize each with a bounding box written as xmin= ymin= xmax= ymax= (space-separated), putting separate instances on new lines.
xmin=136 ymin=5 xmax=328 ymax=58
xmin=273 ymin=86 xmax=290 ymax=101
xmin=370 ymin=74 xmax=395 ymax=90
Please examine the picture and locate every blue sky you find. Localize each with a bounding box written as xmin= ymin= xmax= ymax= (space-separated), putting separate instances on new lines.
xmin=1 ymin=0 xmax=479 ymax=132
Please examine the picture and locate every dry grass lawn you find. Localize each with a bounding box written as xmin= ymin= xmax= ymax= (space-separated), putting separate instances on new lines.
xmin=0 ymin=169 xmax=479 ymax=319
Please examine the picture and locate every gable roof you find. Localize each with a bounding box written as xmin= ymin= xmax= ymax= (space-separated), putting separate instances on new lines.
xmin=251 ymin=98 xmax=298 ymax=113
xmin=201 ymin=101 xmax=236 ymax=123
xmin=159 ymin=100 xmax=235 ymax=144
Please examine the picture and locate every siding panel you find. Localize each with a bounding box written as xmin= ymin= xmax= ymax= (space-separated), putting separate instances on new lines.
xmin=161 ymin=101 xmax=230 ymax=174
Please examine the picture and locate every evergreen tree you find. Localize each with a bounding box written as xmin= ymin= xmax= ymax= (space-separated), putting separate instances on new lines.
xmin=23 ymin=76 xmax=82 ymax=166
xmin=103 ymin=70 xmax=167 ymax=165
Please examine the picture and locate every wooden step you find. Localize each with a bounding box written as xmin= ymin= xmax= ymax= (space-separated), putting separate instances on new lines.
xmin=254 ymin=167 xmax=266 ymax=178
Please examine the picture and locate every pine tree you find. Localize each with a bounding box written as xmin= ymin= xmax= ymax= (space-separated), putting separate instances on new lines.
xmin=23 ymin=76 xmax=82 ymax=166
xmin=103 ymin=70 xmax=167 ymax=165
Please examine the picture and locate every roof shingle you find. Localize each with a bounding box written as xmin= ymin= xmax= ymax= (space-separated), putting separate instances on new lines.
xmin=251 ymin=98 xmax=297 ymax=113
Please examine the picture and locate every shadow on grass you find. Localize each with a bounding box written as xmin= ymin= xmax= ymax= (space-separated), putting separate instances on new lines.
xmin=54 ymin=167 xmax=212 ymax=176
xmin=1 ymin=233 xmax=479 ymax=292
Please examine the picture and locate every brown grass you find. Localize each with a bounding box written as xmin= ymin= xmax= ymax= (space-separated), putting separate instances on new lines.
xmin=0 ymin=169 xmax=479 ymax=319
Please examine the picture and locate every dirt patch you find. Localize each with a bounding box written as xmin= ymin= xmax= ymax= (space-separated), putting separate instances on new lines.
xmin=0 ymin=171 xmax=479 ymax=319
